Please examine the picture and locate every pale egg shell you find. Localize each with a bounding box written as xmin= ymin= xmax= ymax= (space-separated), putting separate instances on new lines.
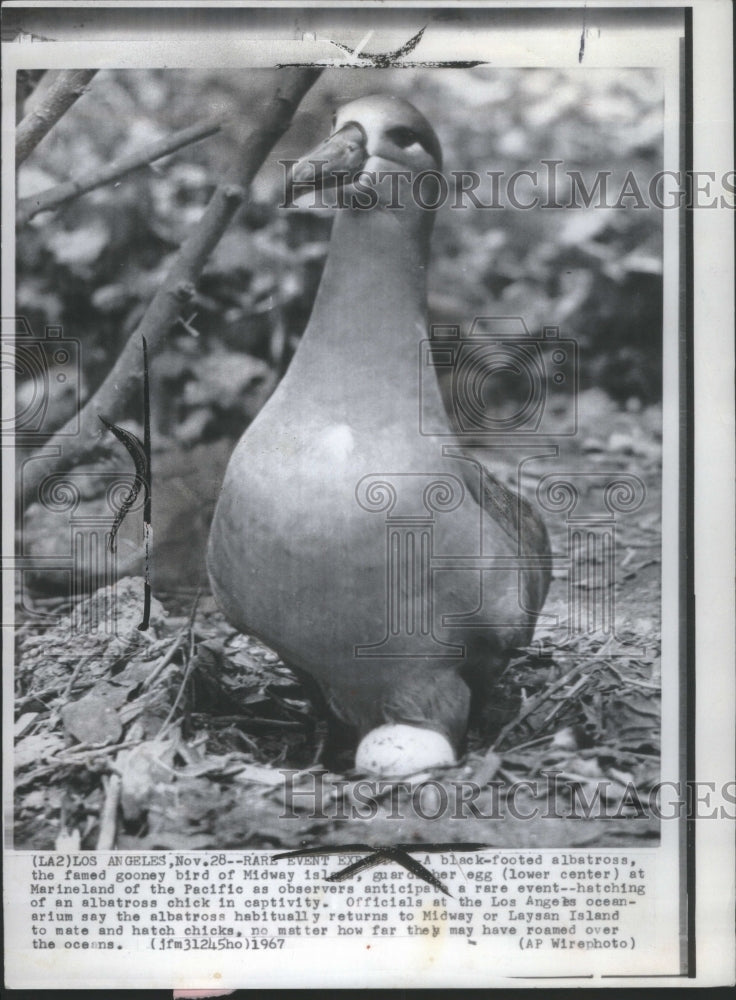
xmin=355 ymin=724 xmax=455 ymax=777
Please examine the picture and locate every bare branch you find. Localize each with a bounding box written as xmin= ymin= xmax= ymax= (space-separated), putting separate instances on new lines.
xmin=17 ymin=118 xmax=222 ymax=226
xmin=96 ymin=773 xmax=121 ymax=850
xmin=16 ymin=69 xmax=98 ymax=166
xmin=19 ymin=68 xmax=322 ymax=510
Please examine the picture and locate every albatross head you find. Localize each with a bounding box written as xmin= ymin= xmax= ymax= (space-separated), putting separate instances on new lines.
xmin=290 ymin=94 xmax=443 ymax=216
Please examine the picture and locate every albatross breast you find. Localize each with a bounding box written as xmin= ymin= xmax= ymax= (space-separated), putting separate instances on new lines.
xmin=207 ymin=94 xmax=551 ymax=775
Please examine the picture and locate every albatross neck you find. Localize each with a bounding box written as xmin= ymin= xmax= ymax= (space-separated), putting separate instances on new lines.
xmin=287 ymin=206 xmax=436 ymax=410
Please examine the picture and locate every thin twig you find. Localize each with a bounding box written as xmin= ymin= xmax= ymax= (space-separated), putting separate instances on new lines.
xmin=15 ymin=652 xmax=97 ymax=714
xmin=501 ymin=734 xmax=555 ymax=755
xmin=19 ymin=67 xmax=322 ymax=510
xmin=158 ymin=644 xmax=196 ymax=736
xmin=140 ymin=627 xmax=187 ymax=690
xmin=51 ymin=737 xmax=143 ymax=764
xmin=16 ymin=69 xmax=98 ymax=165
xmin=542 ymin=673 xmax=591 ymax=725
xmin=96 ymin=773 xmax=121 ymax=849
xmin=17 ymin=117 xmax=222 ymax=226
xmin=61 ymin=651 xmax=97 ymax=701
xmin=195 ymin=715 xmax=303 ymax=730
xmin=156 ymin=593 xmax=201 ymax=736
xmin=605 ymin=661 xmax=660 ymax=691
xmin=15 ymin=685 xmax=63 ymax=710
xmin=491 ymin=661 xmax=588 ymax=751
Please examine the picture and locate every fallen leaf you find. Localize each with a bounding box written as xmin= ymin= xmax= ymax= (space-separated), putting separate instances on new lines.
xmin=61 ymin=695 xmax=123 ymax=745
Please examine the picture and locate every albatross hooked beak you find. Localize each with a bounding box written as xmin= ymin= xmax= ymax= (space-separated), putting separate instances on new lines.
xmin=290 ymin=122 xmax=368 ymax=197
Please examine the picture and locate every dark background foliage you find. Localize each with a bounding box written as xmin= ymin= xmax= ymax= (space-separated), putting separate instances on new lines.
xmin=16 ymin=66 xmax=664 ymax=600
xmin=17 ymin=66 xmax=663 ymax=437
xmin=14 ymin=68 xmax=665 ymax=849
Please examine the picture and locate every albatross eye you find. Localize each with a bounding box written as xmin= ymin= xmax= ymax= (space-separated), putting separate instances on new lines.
xmin=386 ymin=126 xmax=419 ymax=148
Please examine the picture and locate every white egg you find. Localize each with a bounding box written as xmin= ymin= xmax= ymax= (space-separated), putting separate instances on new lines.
xmin=355 ymin=724 xmax=455 ymax=777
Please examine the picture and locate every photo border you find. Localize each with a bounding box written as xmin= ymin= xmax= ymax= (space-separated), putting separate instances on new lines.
xmin=2 ymin=1 xmax=733 ymax=990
